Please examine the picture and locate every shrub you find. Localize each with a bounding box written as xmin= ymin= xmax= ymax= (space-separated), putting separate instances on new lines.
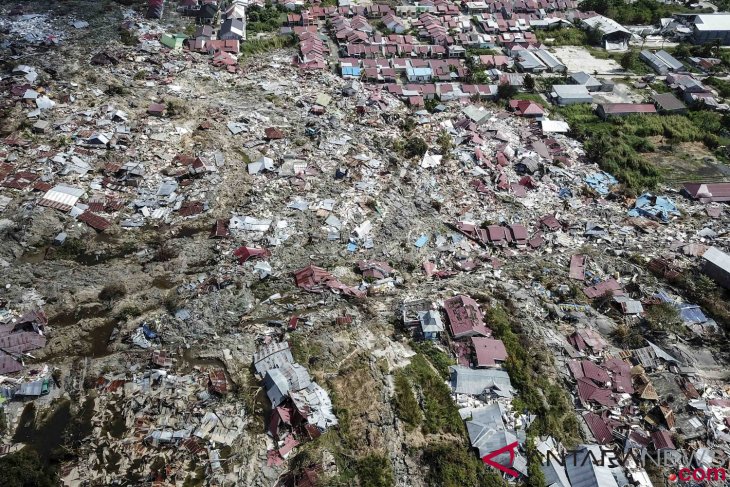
xmin=356 ymin=454 xmax=394 ymax=487
xmin=403 ymin=136 xmax=428 ymax=159
xmin=99 ymin=283 xmax=127 ymax=302
xmin=422 ymin=442 xmax=507 ymax=487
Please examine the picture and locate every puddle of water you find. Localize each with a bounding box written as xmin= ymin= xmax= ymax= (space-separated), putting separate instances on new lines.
xmin=151 ymin=274 xmax=176 ymax=290
xmin=89 ymin=319 xmax=118 ymax=358
xmin=174 ymin=225 xmax=209 ymax=239
xmin=50 ymin=304 xmax=109 ymax=328
xmin=19 ymin=247 xmax=49 ymax=264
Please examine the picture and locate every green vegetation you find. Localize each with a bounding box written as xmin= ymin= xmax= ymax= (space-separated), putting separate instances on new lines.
xmin=407 ymin=354 xmax=464 ymax=435
xmin=510 ymin=93 xmax=545 ymax=105
xmin=487 ymin=305 xmax=580 ymax=446
xmin=555 ymin=104 xmax=730 ymax=192
xmin=402 ymin=136 xmax=428 ymax=159
xmin=536 ymin=27 xmax=588 ymax=46
xmin=246 ymin=4 xmax=286 ymax=35
xmin=437 ymin=130 xmax=453 ymax=160
xmin=579 ymin=0 xmax=708 ymax=25
xmin=0 ymin=449 xmax=56 ymax=487
xmin=410 ymin=341 xmax=454 ymax=379
xmin=524 ymin=73 xmax=535 ymax=92
xmin=240 ymin=35 xmax=297 ymax=59
xmin=672 ymin=272 xmax=730 ymax=332
xmin=422 ymin=442 xmax=507 ymax=487
xmin=620 ymin=50 xmax=641 ymax=72
xmin=644 ymin=302 xmax=682 ymax=333
xmin=393 ymin=371 xmax=421 ymax=429
xmin=356 ymin=454 xmax=394 ymax=487
xmin=497 ymin=84 xmax=518 ymax=100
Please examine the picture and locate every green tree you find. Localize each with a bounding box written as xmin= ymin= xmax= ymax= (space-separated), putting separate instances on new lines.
xmin=403 ymin=136 xmax=428 ymax=159
xmin=498 ymin=83 xmax=518 ymax=100
xmin=524 ymin=74 xmax=535 ymax=92
xmin=620 ymin=50 xmax=639 ymax=71
xmin=0 ymin=449 xmax=56 ymax=487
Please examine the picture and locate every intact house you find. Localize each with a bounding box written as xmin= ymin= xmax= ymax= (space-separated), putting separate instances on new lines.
xmin=640 ymin=50 xmax=683 ymax=75
xmin=406 ymin=65 xmax=432 ymax=82
xmin=677 ymin=13 xmax=730 ymax=45
xmin=596 ymin=103 xmax=657 ymax=120
xmin=570 ymin=71 xmax=611 ymax=92
xmin=653 ymin=93 xmax=687 ymax=114
xmin=550 ymin=84 xmax=592 ymax=106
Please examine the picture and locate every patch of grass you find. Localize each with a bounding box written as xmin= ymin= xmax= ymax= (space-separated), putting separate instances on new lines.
xmin=98 ymin=283 xmax=127 ymax=303
xmin=555 ymin=104 xmax=729 ymax=192
xmin=510 ymin=93 xmax=545 ymax=105
xmin=407 ymin=354 xmax=463 ymax=436
xmin=536 ymin=26 xmax=588 ymax=46
xmin=116 ymin=306 xmax=141 ymax=320
xmin=393 ymin=371 xmax=421 ymax=430
xmin=356 ymin=454 xmax=394 ymax=487
xmin=240 ymin=35 xmax=297 ymax=59
xmin=409 ymin=341 xmax=454 ymax=379
xmin=422 ymin=442 xmax=508 ymax=487
xmin=487 ymin=305 xmax=580 ymax=446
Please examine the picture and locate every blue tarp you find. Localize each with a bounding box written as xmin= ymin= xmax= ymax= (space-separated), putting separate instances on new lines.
xmin=584 ymin=172 xmax=618 ymax=195
xmin=656 ymin=290 xmax=707 ymax=323
xmin=142 ymin=324 xmax=158 ymax=339
xmin=415 ymin=235 xmax=429 ymax=248
xmin=627 ymin=193 xmax=680 ymax=222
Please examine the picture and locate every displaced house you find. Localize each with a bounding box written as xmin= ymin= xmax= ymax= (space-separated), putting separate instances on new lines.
xmin=450 ymin=365 xmax=514 ymax=399
xmin=220 ymin=18 xmax=246 ymax=41
xmin=418 ymin=310 xmax=444 ymax=340
xmin=508 ymin=99 xmax=545 ymax=117
xmin=701 ymin=246 xmax=730 ymax=289
xmin=161 ymin=33 xmax=187 ymax=49
xmin=567 ymin=328 xmax=607 ymax=355
xmin=466 ymin=402 xmax=519 ymax=465
xmin=471 ymin=337 xmax=508 ymax=368
xmin=581 ymin=15 xmax=632 ymax=50
xmin=682 ymin=182 xmax=730 ymax=202
xmin=444 ymin=295 xmax=490 ymax=338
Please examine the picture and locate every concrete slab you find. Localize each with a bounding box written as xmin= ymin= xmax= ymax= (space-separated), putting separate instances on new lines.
xmin=553 ymin=46 xmax=622 ymax=75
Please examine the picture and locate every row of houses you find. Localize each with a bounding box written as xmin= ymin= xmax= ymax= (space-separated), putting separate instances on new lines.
xmin=340 ymin=57 xmax=466 ymax=82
